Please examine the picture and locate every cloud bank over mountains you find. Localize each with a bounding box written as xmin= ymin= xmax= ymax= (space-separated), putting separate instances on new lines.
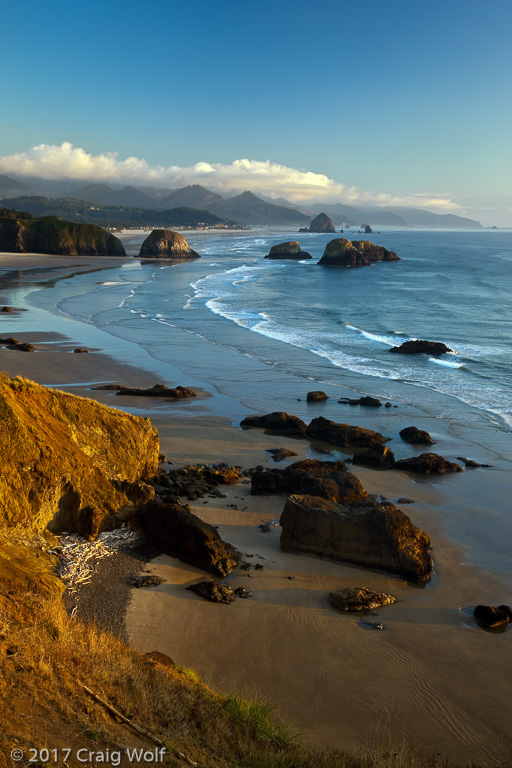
xmin=0 ymin=141 xmax=463 ymax=213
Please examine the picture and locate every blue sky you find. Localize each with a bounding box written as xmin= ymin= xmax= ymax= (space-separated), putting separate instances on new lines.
xmin=1 ymin=0 xmax=511 ymax=224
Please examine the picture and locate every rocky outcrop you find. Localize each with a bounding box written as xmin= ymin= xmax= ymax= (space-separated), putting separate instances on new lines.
xmin=0 ymin=215 xmax=125 ymax=256
xmin=117 ymin=384 xmax=197 ymax=399
xmin=329 ymin=587 xmax=397 ymax=612
xmin=305 ymin=416 xmax=389 ymax=448
xmin=318 ymin=239 xmax=401 ymax=267
xmin=139 ymin=500 xmax=238 ymax=577
xmin=339 ymin=396 xmax=382 ymax=407
xmin=304 ymin=213 xmax=335 ymax=233
xmin=264 ymin=241 xmax=312 ymax=259
xmin=251 ymin=459 xmax=368 ymax=505
xmin=389 ymin=340 xmax=453 ymax=355
xmin=187 ymin=581 xmax=235 ymax=604
xmin=307 ymin=391 xmax=328 ymax=402
xmin=352 ymin=444 xmax=395 ymax=468
xmin=456 ymin=457 xmax=493 ymax=468
xmin=392 ymin=453 xmax=463 ymax=474
xmin=399 ymin=426 xmax=435 ymax=445
xmin=138 ymin=229 xmax=200 ymax=259
xmin=280 ymin=494 xmax=433 ymax=582
xmin=0 ymin=373 xmax=159 ymax=539
xmin=266 ymin=448 xmax=298 ymax=462
xmin=362 ymin=225 xmax=372 ymax=234
xmin=154 ymin=463 xmax=240 ymax=500
xmin=474 ymin=605 xmax=512 ymax=629
xmin=240 ymin=411 xmax=307 ymax=436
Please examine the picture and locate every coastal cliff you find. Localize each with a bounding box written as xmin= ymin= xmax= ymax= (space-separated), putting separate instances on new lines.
xmin=0 ymin=374 xmax=159 ymax=538
xmin=0 ymin=210 xmax=125 ymax=255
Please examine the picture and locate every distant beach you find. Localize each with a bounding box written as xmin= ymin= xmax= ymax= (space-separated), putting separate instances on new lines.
xmin=1 ymin=228 xmax=511 ymax=764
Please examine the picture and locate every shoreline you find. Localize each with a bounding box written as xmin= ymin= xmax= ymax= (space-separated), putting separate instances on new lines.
xmin=1 ymin=252 xmax=511 ymax=764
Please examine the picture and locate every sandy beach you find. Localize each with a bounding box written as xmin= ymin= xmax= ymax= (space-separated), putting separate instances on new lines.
xmin=1 ymin=252 xmax=511 ymax=766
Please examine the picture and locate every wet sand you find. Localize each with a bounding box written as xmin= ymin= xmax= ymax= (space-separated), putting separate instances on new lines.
xmin=1 ymin=253 xmax=511 ymax=765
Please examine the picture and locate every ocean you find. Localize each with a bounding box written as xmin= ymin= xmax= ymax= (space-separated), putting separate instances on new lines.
xmin=9 ymin=225 xmax=512 ymax=577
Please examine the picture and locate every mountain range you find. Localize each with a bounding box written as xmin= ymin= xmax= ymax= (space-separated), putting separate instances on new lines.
xmin=0 ymin=174 xmax=483 ymax=228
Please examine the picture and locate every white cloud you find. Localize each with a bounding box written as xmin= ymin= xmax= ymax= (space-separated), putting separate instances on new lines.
xmin=0 ymin=142 xmax=466 ymax=214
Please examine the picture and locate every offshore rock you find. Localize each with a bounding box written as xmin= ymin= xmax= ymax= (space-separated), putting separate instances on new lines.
xmin=318 ymin=238 xmax=400 ymax=267
xmin=264 ymin=241 xmax=312 ymax=259
xmin=187 ymin=581 xmax=235 ymax=604
xmin=389 ymin=340 xmax=453 ymax=355
xmin=0 ymin=214 xmax=125 ymax=256
xmin=305 ymin=213 xmax=335 ymax=233
xmin=240 ymin=411 xmax=307 ymax=436
xmin=0 ymin=373 xmax=159 ymax=538
xmin=251 ymin=459 xmax=368 ymax=505
xmin=139 ymin=500 xmax=238 ymax=577
xmin=329 ymin=587 xmax=397 ymax=612
xmin=138 ymin=229 xmax=200 ymax=259
xmin=363 ymin=224 xmax=373 ymax=234
xmin=392 ymin=452 xmax=463 ymax=474
xmin=399 ymin=426 xmax=435 ymax=445
xmin=305 ymin=416 xmax=389 ymax=448
xmin=352 ymin=444 xmax=396 ymax=468
xmin=307 ymin=390 xmax=328 ymax=402
xmin=280 ymin=494 xmax=433 ymax=583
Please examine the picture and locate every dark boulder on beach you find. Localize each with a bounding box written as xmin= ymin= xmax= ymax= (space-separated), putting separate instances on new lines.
xmin=305 ymin=416 xmax=389 ymax=448
xmin=352 ymin=444 xmax=395 ymax=468
xmin=280 ymin=494 xmax=433 ymax=583
xmin=457 ymin=456 xmax=493 ymax=468
xmin=251 ymin=459 xmax=368 ymax=505
xmin=240 ymin=411 xmax=307 ymax=436
xmin=305 ymin=212 xmax=335 ymax=233
xmin=266 ymin=448 xmax=298 ymax=462
xmin=389 ymin=340 xmax=453 ymax=355
xmin=307 ymin=390 xmax=328 ymax=402
xmin=392 ymin=452 xmax=463 ymax=474
xmin=0 ymin=306 xmax=13 ymax=312
xmin=0 ymin=337 xmax=20 ymax=345
xmin=139 ymin=499 xmax=238 ymax=577
xmin=329 ymin=587 xmax=397 ymax=612
xmin=138 ymin=229 xmax=200 ymax=260
xmin=399 ymin=426 xmax=435 ymax=445
xmin=264 ymin=241 xmax=312 ymax=260
xmin=474 ymin=604 xmax=512 ymax=629
xmin=187 ymin=580 xmax=235 ymax=604
xmin=318 ymin=238 xmax=400 ymax=267
xmin=116 ymin=384 xmax=197 ymax=399
xmin=6 ymin=342 xmax=34 ymax=352
xmin=339 ymin=396 xmax=382 ymax=407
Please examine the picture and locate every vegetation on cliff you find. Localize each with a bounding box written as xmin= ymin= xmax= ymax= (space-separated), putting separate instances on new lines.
xmin=0 ymin=212 xmax=125 ymax=255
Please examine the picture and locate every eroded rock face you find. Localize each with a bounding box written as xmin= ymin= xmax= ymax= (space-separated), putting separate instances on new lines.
xmin=251 ymin=459 xmax=368 ymax=505
xmin=0 ymin=374 xmax=159 ymax=538
xmin=318 ymin=239 xmax=400 ymax=267
xmin=265 ymin=241 xmax=312 ymax=259
xmin=329 ymin=587 xmax=397 ymax=612
xmin=240 ymin=411 xmax=307 ymax=436
xmin=389 ymin=340 xmax=453 ymax=355
xmin=392 ymin=453 xmax=463 ymax=475
xmin=0 ymin=216 xmax=125 ymax=256
xmin=307 ymin=213 xmax=335 ymax=233
xmin=399 ymin=426 xmax=435 ymax=445
xmin=305 ymin=416 xmax=389 ymax=448
xmin=139 ymin=500 xmax=238 ymax=577
xmin=280 ymin=494 xmax=433 ymax=583
xmin=138 ymin=229 xmax=200 ymax=259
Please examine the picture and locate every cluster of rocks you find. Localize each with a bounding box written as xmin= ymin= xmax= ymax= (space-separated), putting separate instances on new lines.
xmin=94 ymin=383 xmax=198 ymax=399
xmin=152 ymin=463 xmax=240 ymax=501
xmin=318 ymin=238 xmax=401 ymax=267
xmin=0 ymin=337 xmax=34 ymax=352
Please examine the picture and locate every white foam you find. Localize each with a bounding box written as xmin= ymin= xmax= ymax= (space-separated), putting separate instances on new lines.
xmin=429 ymin=357 xmax=464 ymax=369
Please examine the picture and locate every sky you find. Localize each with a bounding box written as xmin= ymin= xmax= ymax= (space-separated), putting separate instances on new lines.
xmin=1 ymin=0 xmax=511 ymax=225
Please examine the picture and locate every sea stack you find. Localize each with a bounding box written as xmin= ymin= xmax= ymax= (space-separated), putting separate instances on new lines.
xmin=138 ymin=229 xmax=200 ymax=259
xmin=264 ymin=241 xmax=312 ymax=259
xmin=318 ymin=238 xmax=401 ymax=267
xmin=302 ymin=212 xmax=335 ymax=233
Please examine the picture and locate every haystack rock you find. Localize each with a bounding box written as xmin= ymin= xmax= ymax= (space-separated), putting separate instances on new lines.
xmin=265 ymin=241 xmax=312 ymax=259
xmin=138 ymin=229 xmax=200 ymax=259
xmin=305 ymin=213 xmax=335 ymax=233
xmin=280 ymin=494 xmax=433 ymax=583
xmin=0 ymin=373 xmax=159 ymax=539
xmin=318 ymin=239 xmax=401 ymax=267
